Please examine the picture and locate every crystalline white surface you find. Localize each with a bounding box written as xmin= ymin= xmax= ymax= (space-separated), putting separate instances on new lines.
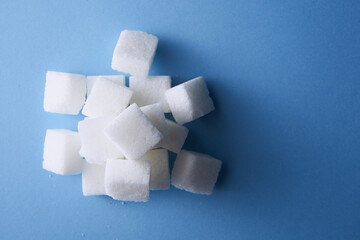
xmin=82 ymin=162 xmax=106 ymax=196
xmin=82 ymin=78 xmax=133 ymax=118
xmin=78 ymin=115 xmax=124 ymax=165
xmin=165 ymin=76 xmax=214 ymax=124
xmin=140 ymin=103 xmax=170 ymax=148
xmin=171 ymin=150 xmax=222 ymax=195
xmin=130 ymin=76 xmax=171 ymax=112
xmin=86 ymin=75 xmax=125 ymax=96
xmin=43 ymin=129 xmax=83 ymax=175
xmin=105 ymin=159 xmax=150 ymax=202
xmin=164 ymin=119 xmax=189 ymax=154
xmin=112 ymin=30 xmax=158 ymax=77
xmin=44 ymin=71 xmax=86 ymax=115
xmin=104 ymin=104 xmax=163 ymax=160
xmin=140 ymin=149 xmax=170 ymax=190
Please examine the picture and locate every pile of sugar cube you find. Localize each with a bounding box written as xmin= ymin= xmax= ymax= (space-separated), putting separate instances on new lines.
xmin=43 ymin=30 xmax=222 ymax=202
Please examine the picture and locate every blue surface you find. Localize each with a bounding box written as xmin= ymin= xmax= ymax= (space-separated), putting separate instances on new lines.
xmin=0 ymin=0 xmax=360 ymax=239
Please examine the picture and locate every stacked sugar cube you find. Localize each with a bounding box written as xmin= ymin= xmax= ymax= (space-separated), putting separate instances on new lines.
xmin=42 ymin=30 xmax=222 ymax=202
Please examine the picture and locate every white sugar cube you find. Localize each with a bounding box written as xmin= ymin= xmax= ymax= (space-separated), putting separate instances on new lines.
xmin=78 ymin=116 xmax=124 ymax=165
xmin=105 ymin=159 xmax=150 ymax=202
xmin=104 ymin=104 xmax=163 ymax=160
xmin=130 ymin=76 xmax=171 ymax=112
xmin=43 ymin=129 xmax=83 ymax=175
xmin=82 ymin=162 xmax=106 ymax=196
xmin=164 ymin=119 xmax=189 ymax=154
xmin=86 ymin=75 xmax=125 ymax=96
xmin=165 ymin=76 xmax=215 ymax=124
xmin=112 ymin=30 xmax=158 ymax=77
xmin=44 ymin=71 xmax=86 ymax=115
xmin=140 ymin=149 xmax=170 ymax=190
xmin=82 ymin=78 xmax=133 ymax=118
xmin=140 ymin=103 xmax=170 ymax=148
xmin=171 ymin=150 xmax=221 ymax=195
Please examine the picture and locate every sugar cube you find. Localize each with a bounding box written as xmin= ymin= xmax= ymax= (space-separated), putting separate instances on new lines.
xmin=112 ymin=30 xmax=158 ymax=77
xmin=140 ymin=149 xmax=170 ymax=190
xmin=44 ymin=71 xmax=87 ymax=115
xmin=129 ymin=76 xmax=171 ymax=112
xmin=165 ymin=76 xmax=214 ymax=124
xmin=82 ymin=162 xmax=106 ymax=196
xmin=86 ymin=75 xmax=125 ymax=96
xmin=171 ymin=150 xmax=221 ymax=195
xmin=164 ymin=119 xmax=189 ymax=154
xmin=43 ymin=129 xmax=83 ymax=175
xmin=82 ymin=78 xmax=133 ymax=118
xmin=104 ymin=104 xmax=163 ymax=160
xmin=140 ymin=103 xmax=170 ymax=148
xmin=105 ymin=159 xmax=150 ymax=202
xmin=78 ymin=115 xmax=124 ymax=165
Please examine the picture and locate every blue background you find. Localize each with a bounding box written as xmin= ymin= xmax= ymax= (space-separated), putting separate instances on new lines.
xmin=0 ymin=0 xmax=359 ymax=239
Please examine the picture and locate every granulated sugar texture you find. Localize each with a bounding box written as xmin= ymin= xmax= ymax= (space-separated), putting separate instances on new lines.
xmin=42 ymin=30 xmax=221 ymax=202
